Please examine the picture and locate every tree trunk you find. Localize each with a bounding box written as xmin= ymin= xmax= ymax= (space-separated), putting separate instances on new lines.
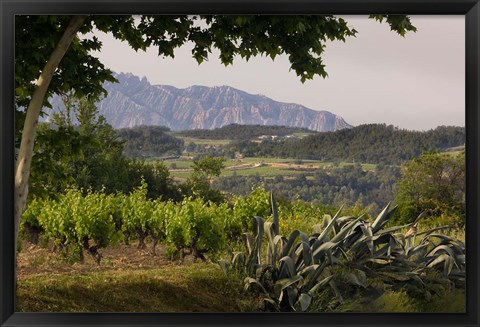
xmin=14 ymin=15 xmax=87 ymax=255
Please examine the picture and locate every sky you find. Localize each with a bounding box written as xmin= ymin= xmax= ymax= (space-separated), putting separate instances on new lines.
xmin=90 ymin=15 xmax=465 ymax=131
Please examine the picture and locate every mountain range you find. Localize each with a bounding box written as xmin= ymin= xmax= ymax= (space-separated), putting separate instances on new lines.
xmin=49 ymin=72 xmax=352 ymax=132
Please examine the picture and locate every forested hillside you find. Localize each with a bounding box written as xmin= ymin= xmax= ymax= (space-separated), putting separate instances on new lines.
xmin=174 ymin=124 xmax=315 ymax=140
xmin=116 ymin=124 xmax=465 ymax=165
xmin=213 ymin=163 xmax=401 ymax=212
xmin=231 ymin=124 xmax=465 ymax=165
xmin=117 ymin=125 xmax=184 ymax=158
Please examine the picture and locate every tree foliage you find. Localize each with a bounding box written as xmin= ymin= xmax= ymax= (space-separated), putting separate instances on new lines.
xmin=183 ymin=155 xmax=226 ymax=202
xmin=30 ymin=95 xmax=180 ymax=201
xmin=117 ymin=125 xmax=184 ymax=158
xmin=395 ymin=151 xmax=465 ymax=227
xmin=213 ymin=163 xmax=401 ymax=214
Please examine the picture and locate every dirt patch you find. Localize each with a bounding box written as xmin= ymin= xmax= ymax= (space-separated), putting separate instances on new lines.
xmin=16 ymin=240 xmax=177 ymax=279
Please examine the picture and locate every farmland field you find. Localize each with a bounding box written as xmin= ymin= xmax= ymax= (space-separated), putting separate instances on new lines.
xmin=165 ymin=156 xmax=379 ymax=179
xmin=175 ymin=136 xmax=232 ymax=146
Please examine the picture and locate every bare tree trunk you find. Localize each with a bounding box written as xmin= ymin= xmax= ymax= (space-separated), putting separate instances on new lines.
xmin=14 ymin=15 xmax=87 ymax=255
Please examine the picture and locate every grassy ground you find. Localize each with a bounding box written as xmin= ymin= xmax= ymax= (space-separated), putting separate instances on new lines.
xmin=16 ymin=225 xmax=465 ymax=313
xmin=16 ymin=242 xmax=256 ymax=312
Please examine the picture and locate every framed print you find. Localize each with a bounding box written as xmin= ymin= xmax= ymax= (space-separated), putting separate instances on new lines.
xmin=1 ymin=1 xmax=479 ymax=326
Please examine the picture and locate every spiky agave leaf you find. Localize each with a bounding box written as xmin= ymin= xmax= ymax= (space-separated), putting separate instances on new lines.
xmin=218 ymin=259 xmax=230 ymax=274
xmin=242 ymin=232 xmax=255 ymax=254
xmin=317 ymin=207 xmax=344 ymax=243
xmin=281 ymin=230 xmax=301 ymax=258
xmin=244 ymin=276 xmax=269 ymax=294
xmin=270 ymin=192 xmax=279 ymax=235
xmin=331 ymin=216 xmax=364 ymax=243
xmin=294 ymin=293 xmax=312 ymax=312
xmin=294 ymin=231 xmax=313 ymax=269
xmin=264 ymin=223 xmax=286 ymax=267
xmin=279 ymin=256 xmax=297 ymax=279
xmin=273 ymin=275 xmax=303 ymax=298
xmin=312 ymin=241 xmax=338 ymax=262
xmin=427 ymin=253 xmax=456 ymax=276
xmin=371 ymin=202 xmax=398 ymax=233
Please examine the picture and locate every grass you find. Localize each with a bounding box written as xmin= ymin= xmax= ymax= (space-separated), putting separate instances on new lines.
xmin=293 ymin=132 xmax=317 ymax=138
xmin=444 ymin=145 xmax=465 ymax=152
xmin=163 ymin=159 xmax=193 ymax=169
xmin=17 ymin=262 xmax=256 ymax=312
xmin=16 ymin=241 xmax=257 ymax=313
xmin=352 ymin=288 xmax=465 ymax=313
xmin=16 ymin=219 xmax=465 ymax=314
xmin=176 ymin=136 xmax=231 ymax=146
xmin=222 ymin=166 xmax=306 ymax=177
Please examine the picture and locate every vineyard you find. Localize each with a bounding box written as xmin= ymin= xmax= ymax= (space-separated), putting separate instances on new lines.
xmin=12 ymin=14 xmax=470 ymax=316
xmin=19 ymin=182 xmax=466 ymax=312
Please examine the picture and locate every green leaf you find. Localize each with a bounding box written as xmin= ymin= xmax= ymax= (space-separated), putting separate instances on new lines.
xmin=281 ymin=230 xmax=301 ymax=258
xmin=273 ymin=275 xmax=303 ymax=298
xmin=244 ymin=277 xmax=269 ymax=294
xmin=295 ymin=293 xmax=312 ymax=312
xmin=347 ymin=272 xmax=367 ymax=288
xmin=308 ymin=275 xmax=334 ymax=295
xmin=306 ymin=261 xmax=329 ymax=290
xmin=312 ymin=241 xmax=337 ymax=261
xmin=427 ymin=253 xmax=455 ymax=276
xmin=330 ymin=216 xmax=363 ymax=243
xmin=218 ymin=260 xmax=230 ymax=274
xmin=317 ymin=206 xmax=344 ymax=243
xmin=279 ymin=256 xmax=297 ymax=279
xmin=371 ymin=202 xmax=397 ymax=233
xmin=270 ymin=192 xmax=279 ymax=235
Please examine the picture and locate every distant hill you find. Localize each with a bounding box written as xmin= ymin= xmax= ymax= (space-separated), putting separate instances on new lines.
xmin=174 ymin=124 xmax=316 ymax=140
xmin=115 ymin=124 xmax=465 ymax=165
xmin=47 ymin=72 xmax=352 ymax=132
xmin=232 ymin=124 xmax=465 ymax=165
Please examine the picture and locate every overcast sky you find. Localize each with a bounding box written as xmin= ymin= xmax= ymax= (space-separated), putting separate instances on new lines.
xmin=90 ymin=15 xmax=465 ymax=131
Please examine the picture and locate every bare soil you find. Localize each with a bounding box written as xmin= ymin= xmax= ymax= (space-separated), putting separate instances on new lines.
xmin=17 ymin=240 xmax=177 ymax=279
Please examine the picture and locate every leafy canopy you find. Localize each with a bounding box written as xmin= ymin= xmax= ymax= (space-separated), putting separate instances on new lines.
xmin=395 ymin=151 xmax=465 ymax=226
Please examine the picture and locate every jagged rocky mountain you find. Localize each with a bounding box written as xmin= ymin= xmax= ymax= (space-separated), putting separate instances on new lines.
xmin=49 ymin=72 xmax=352 ymax=132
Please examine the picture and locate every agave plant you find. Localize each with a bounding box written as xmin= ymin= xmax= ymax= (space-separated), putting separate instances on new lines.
xmin=332 ymin=203 xmax=465 ymax=284
xmin=220 ymin=193 xmax=342 ymax=312
xmin=220 ymin=194 xmax=466 ymax=312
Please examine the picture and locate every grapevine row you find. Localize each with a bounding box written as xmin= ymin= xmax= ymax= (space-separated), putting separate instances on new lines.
xmin=21 ymin=182 xmax=274 ymax=263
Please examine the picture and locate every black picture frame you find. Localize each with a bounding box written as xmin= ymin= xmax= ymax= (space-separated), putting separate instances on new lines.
xmin=1 ymin=1 xmax=479 ymax=326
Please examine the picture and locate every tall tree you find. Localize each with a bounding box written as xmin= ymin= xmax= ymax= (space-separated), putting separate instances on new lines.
xmin=14 ymin=14 xmax=416 ymax=251
xmin=184 ymin=155 xmax=226 ymax=202
xmin=395 ymin=151 xmax=465 ymax=227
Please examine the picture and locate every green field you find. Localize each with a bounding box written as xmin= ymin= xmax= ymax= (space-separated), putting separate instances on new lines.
xmin=165 ymin=156 xmax=378 ymax=179
xmin=174 ymin=136 xmax=232 ymax=146
xmin=444 ymin=145 xmax=465 ymax=156
xmin=293 ymin=132 xmax=317 ymax=138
